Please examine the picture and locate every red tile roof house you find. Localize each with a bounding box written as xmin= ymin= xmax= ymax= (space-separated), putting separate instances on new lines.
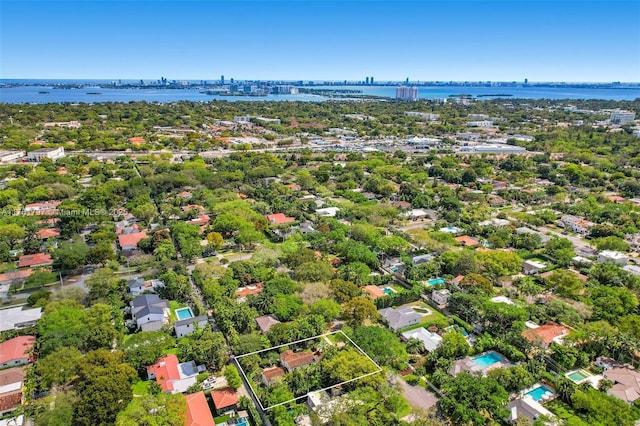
xmin=186 ymin=215 xmax=210 ymax=226
xmin=0 ymin=367 xmax=25 ymax=415
xmin=36 ymin=228 xmax=60 ymax=239
xmin=118 ymin=231 xmax=147 ymax=251
xmin=211 ymin=387 xmax=239 ymax=415
xmin=147 ymin=354 xmax=205 ymax=394
xmin=266 ymin=213 xmax=296 ymax=225
xmin=17 ymin=253 xmax=53 ymax=268
xmin=235 ymin=283 xmax=264 ymax=301
xmin=280 ymin=350 xmax=318 ymax=372
xmin=522 ymin=323 xmax=569 ymax=349
xmin=185 ymin=391 xmax=215 ymax=426
xmin=0 ymin=269 xmax=32 ymax=285
xmin=608 ymin=195 xmax=627 ymax=204
xmin=262 ymin=366 xmax=286 ymax=386
xmin=454 ymin=235 xmax=480 ymax=247
xmin=0 ymin=336 xmax=35 ymax=368
xmin=363 ymin=285 xmax=386 ymax=300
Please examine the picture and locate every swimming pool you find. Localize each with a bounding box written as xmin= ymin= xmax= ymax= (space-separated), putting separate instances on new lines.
xmin=175 ymin=307 xmax=194 ymax=321
xmin=566 ymin=369 xmax=590 ymax=383
xmin=382 ymin=286 xmax=397 ymax=295
xmin=445 ymin=325 xmax=468 ymax=337
xmin=472 ymin=351 xmax=504 ymax=368
xmin=426 ymin=278 xmax=445 ymax=286
xmin=524 ymin=384 xmax=554 ymax=402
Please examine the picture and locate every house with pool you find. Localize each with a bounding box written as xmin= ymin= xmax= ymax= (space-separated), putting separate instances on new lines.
xmin=130 ymin=294 xmax=170 ymax=331
xmin=450 ymin=351 xmax=513 ymax=376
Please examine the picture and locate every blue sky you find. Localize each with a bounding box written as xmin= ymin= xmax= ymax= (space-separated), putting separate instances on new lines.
xmin=1 ymin=1 xmax=639 ymax=82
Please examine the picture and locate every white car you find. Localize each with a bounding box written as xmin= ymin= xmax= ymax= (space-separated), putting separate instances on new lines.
xmin=201 ymin=378 xmax=216 ymax=390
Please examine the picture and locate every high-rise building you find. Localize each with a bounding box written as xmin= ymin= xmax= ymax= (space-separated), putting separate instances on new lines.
xmin=405 ymin=77 xmax=409 ymax=85
xmin=370 ymin=77 xmax=374 ymax=85
xmin=221 ymin=75 xmax=225 ymax=85
xmin=396 ymin=86 xmax=418 ymax=101
xmin=365 ymin=77 xmax=370 ymax=85
xmin=524 ymin=78 xmax=528 ymax=84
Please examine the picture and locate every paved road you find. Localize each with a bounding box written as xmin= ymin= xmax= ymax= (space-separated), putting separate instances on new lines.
xmin=393 ymin=376 xmax=438 ymax=412
xmin=536 ymin=225 xmax=596 ymax=256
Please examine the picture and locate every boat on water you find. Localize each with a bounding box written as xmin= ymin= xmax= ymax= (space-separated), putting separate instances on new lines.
xmin=86 ymin=92 xmax=102 ymax=95
xmin=38 ymin=91 xmax=50 ymax=94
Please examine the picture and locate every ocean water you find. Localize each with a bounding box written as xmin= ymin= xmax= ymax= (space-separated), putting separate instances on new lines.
xmin=1 ymin=82 xmax=638 ymax=103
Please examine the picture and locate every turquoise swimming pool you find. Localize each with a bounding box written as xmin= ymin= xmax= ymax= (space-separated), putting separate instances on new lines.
xmin=472 ymin=351 xmax=503 ymax=368
xmin=426 ymin=278 xmax=445 ymax=286
xmin=382 ymin=286 xmax=397 ymax=295
xmin=175 ymin=307 xmax=194 ymax=321
xmin=525 ymin=384 xmax=554 ymax=402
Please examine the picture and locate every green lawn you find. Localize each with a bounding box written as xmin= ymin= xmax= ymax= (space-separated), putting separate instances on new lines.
xmin=162 ymin=348 xmax=178 ymax=355
xmin=169 ymin=300 xmax=187 ymax=322
xmin=131 ymin=380 xmax=152 ymax=396
xmin=400 ymin=302 xmax=449 ymax=332
xmin=395 ymin=395 xmax=412 ymax=418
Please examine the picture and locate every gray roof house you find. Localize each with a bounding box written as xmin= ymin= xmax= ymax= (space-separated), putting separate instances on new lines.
xmin=255 ymin=314 xmax=281 ymax=334
xmin=378 ymin=306 xmax=422 ymax=331
xmin=130 ymin=294 xmax=170 ymax=331
xmin=128 ymin=277 xmax=165 ymax=296
xmin=174 ymin=315 xmax=208 ymax=338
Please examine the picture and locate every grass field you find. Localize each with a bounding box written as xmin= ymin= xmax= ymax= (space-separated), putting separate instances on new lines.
xmin=131 ymin=380 xmax=152 ymax=396
xmin=399 ymin=302 xmax=450 ymax=332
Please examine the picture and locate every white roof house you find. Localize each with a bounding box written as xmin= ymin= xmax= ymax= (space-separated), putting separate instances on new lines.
xmin=315 ymin=207 xmax=340 ymax=217
xmin=490 ymin=296 xmax=516 ymax=305
xmin=402 ymin=327 xmax=442 ymax=352
xmin=623 ymin=265 xmax=640 ymax=276
xmin=597 ymin=250 xmax=628 ymax=266
xmin=479 ymin=218 xmax=511 ymax=227
xmin=522 ymin=260 xmax=546 ymax=275
xmin=0 ymin=307 xmax=42 ymax=332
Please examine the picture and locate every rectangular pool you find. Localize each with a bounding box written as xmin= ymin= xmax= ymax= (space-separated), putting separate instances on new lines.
xmin=175 ymin=307 xmax=194 ymax=321
xmin=524 ymin=384 xmax=554 ymax=402
xmin=426 ymin=278 xmax=445 ymax=286
xmin=472 ymin=351 xmax=503 ymax=368
xmin=567 ymin=369 xmax=590 ymax=383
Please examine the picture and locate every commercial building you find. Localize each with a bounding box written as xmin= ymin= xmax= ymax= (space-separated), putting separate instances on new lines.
xmin=26 ymin=147 xmax=65 ymax=162
xmin=458 ymin=143 xmax=526 ymax=154
xmin=0 ymin=151 xmax=25 ymax=163
xmin=610 ymin=110 xmax=636 ymax=124
xmin=395 ymin=86 xmax=418 ymax=101
xmin=404 ymin=111 xmax=439 ymax=121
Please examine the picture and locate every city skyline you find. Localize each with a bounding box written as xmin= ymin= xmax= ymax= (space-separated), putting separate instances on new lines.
xmin=1 ymin=1 xmax=639 ymax=82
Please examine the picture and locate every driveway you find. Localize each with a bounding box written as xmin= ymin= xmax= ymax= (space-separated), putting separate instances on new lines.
xmin=393 ymin=376 xmax=438 ymax=412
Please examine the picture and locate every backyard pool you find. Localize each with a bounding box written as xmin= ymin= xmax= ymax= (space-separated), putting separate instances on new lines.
xmin=175 ymin=307 xmax=194 ymax=321
xmin=566 ymin=369 xmax=591 ymax=383
xmin=426 ymin=278 xmax=446 ymax=286
xmin=382 ymin=286 xmax=397 ymax=295
xmin=524 ymin=384 xmax=555 ymax=402
xmin=445 ymin=325 xmax=468 ymax=337
xmin=472 ymin=351 xmax=504 ymax=368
